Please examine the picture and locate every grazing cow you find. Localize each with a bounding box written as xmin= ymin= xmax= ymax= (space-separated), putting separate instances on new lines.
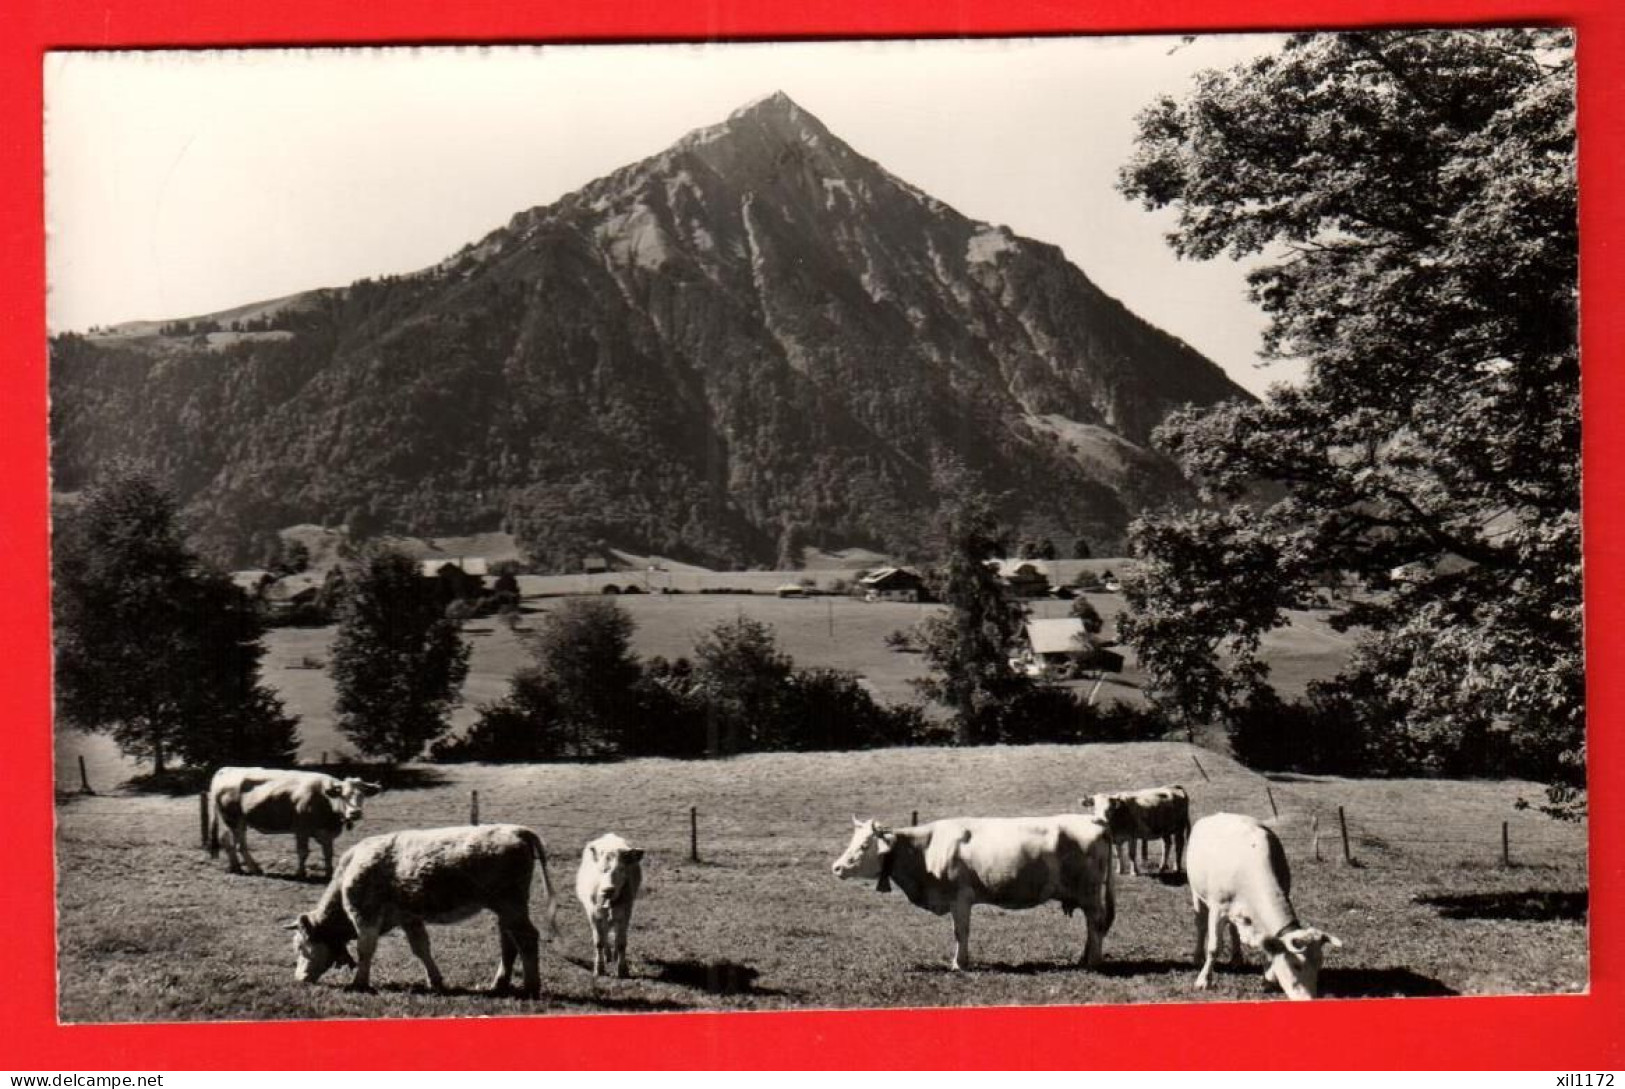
xmin=575 ymin=833 xmax=645 ymax=978
xmin=288 ymin=824 xmax=559 ymax=998
xmin=1086 ymin=785 xmax=1191 ymax=875
xmin=208 ymin=767 xmax=382 ymax=878
xmin=831 ymin=814 xmax=1114 ymax=971
xmin=1186 ymin=812 xmax=1343 ymax=1000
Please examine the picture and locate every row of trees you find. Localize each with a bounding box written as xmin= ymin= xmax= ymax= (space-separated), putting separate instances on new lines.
xmin=433 ymin=604 xmax=929 ymax=762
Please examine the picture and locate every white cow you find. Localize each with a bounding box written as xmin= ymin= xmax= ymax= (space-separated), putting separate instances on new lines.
xmin=1187 ymin=812 xmax=1343 ymax=1000
xmin=832 ymin=815 xmax=1115 ymax=970
xmin=208 ymin=767 xmax=381 ymax=878
xmin=289 ymin=824 xmax=558 ymax=998
xmin=574 ymin=833 xmax=645 ymax=978
xmin=1086 ymin=785 xmax=1191 ymax=875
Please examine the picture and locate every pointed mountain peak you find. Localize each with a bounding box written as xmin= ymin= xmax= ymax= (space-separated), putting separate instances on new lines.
xmin=729 ymin=89 xmax=804 ymax=121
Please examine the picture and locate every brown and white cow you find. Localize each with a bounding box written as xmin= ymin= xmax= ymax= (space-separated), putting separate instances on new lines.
xmin=832 ymin=814 xmax=1114 ymax=971
xmin=1086 ymin=785 xmax=1191 ymax=875
xmin=575 ymin=833 xmax=644 ymax=978
xmin=288 ymin=824 xmax=559 ymax=998
xmin=208 ymin=767 xmax=382 ymax=879
xmin=1187 ymin=812 xmax=1343 ymax=1000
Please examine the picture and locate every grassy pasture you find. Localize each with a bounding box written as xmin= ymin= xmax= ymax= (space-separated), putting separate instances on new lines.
xmin=55 ymin=742 xmax=1586 ymax=1023
xmin=180 ymin=590 xmax=1355 ymax=768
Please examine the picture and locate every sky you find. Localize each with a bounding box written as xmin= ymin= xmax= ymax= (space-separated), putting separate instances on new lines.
xmin=44 ymin=36 xmax=1297 ymax=396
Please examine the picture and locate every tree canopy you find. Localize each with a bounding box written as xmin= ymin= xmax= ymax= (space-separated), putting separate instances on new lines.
xmin=1116 ymin=30 xmax=1581 ymax=812
xmin=911 ymin=462 xmax=1033 ymax=743
xmin=329 ymin=547 xmax=471 ymax=761
xmin=53 ymin=466 xmax=299 ymax=774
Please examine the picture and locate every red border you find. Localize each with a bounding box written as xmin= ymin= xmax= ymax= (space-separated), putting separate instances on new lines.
xmin=3 ymin=0 xmax=1620 ymax=1070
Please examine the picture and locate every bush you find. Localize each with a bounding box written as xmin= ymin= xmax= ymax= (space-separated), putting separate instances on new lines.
xmin=1226 ymin=686 xmax=1375 ymax=775
xmin=774 ymin=669 xmax=926 ymax=752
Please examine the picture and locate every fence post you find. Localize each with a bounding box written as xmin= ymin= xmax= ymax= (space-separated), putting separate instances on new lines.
xmin=1311 ymin=813 xmax=1322 ymax=862
xmin=470 ymin=790 xmax=480 ymax=826
xmin=1266 ymin=784 xmax=1279 ymax=818
xmin=320 ymin=751 xmax=327 ymax=767
xmin=199 ymin=790 xmax=210 ymax=849
xmin=1502 ymin=820 xmax=1511 ymax=867
xmin=911 ymin=810 xmax=919 ymax=827
xmin=1191 ymin=754 xmax=1210 ymax=782
xmin=690 ymin=806 xmax=700 ymax=863
xmin=78 ymin=754 xmax=93 ymax=795
xmin=1338 ymin=805 xmax=1353 ymax=865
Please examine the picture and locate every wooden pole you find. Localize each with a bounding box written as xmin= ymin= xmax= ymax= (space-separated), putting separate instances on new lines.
xmin=911 ymin=810 xmax=919 ymax=827
xmin=1266 ymin=784 xmax=1279 ymax=818
xmin=78 ymin=754 xmax=93 ymax=795
xmin=1502 ymin=820 xmax=1511 ymax=867
xmin=470 ymin=790 xmax=480 ymax=825
xmin=1191 ymin=754 xmax=1210 ymax=782
xmin=199 ymin=790 xmax=210 ymax=849
xmin=690 ymin=806 xmax=699 ymax=863
xmin=1338 ymin=805 xmax=1353 ymax=865
xmin=320 ymin=751 xmax=327 ymax=767
xmin=1311 ymin=813 xmax=1322 ymax=862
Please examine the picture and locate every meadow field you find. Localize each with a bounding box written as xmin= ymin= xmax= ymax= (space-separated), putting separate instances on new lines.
xmin=53 ymin=583 xmax=1354 ymax=784
xmin=54 ymin=742 xmax=1587 ymax=1023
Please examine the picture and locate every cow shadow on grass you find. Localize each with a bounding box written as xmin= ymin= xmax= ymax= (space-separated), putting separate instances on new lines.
xmin=644 ymin=957 xmax=792 ymax=998
xmin=1415 ymin=889 xmax=1587 ymax=922
xmin=905 ymin=957 xmax=1190 ymax=977
xmin=241 ymin=869 xmax=329 ymax=886
xmin=1318 ymin=967 xmax=1458 ymax=998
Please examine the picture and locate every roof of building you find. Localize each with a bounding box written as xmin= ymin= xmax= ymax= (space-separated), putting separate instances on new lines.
xmin=860 ymin=566 xmax=922 ymax=585
xmin=1026 ymin=617 xmax=1089 ymax=656
xmin=421 ymin=557 xmax=489 ymax=577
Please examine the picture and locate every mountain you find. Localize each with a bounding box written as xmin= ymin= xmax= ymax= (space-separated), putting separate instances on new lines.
xmin=49 ymin=91 xmax=1250 ymax=570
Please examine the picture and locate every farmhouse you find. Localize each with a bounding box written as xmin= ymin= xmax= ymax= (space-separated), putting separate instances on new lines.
xmin=419 ymin=557 xmax=489 ymax=578
xmin=995 ymin=560 xmax=1053 ymax=599
xmin=1019 ymin=617 xmax=1125 ymax=680
xmin=860 ymin=567 xmax=925 ymax=602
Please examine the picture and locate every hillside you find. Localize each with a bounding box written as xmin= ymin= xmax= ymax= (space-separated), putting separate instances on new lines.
xmin=50 ymin=92 xmax=1251 ymax=569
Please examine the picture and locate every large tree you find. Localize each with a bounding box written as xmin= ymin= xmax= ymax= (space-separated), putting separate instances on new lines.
xmin=527 ymin=597 xmax=645 ymax=754
xmin=330 ymin=547 xmax=470 ymax=761
xmin=53 ymin=467 xmax=299 ymax=775
xmin=1116 ymin=31 xmax=1580 ymax=812
xmin=911 ymin=463 xmax=1033 ymax=744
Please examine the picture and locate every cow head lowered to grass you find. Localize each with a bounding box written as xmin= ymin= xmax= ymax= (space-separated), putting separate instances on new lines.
xmin=289 ymin=913 xmax=358 ymax=983
xmin=1187 ymin=812 xmax=1344 ymax=1000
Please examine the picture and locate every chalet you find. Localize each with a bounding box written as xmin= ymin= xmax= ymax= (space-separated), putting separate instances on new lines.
xmin=860 ymin=567 xmax=925 ymax=602
xmin=419 ymin=557 xmax=489 ymax=578
xmin=1019 ymin=617 xmax=1125 ymax=680
xmin=995 ymin=560 xmax=1052 ymax=599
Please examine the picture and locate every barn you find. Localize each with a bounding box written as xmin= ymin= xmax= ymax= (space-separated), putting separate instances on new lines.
xmin=860 ymin=567 xmax=925 ymax=602
xmin=1021 ymin=617 xmax=1125 ymax=679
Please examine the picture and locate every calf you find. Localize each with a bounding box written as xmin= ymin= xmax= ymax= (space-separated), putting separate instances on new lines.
xmin=209 ymin=767 xmax=381 ymax=879
xmin=832 ymin=814 xmax=1114 ymax=970
xmin=1186 ymin=812 xmax=1343 ymax=1000
xmin=574 ymin=834 xmax=645 ymax=978
xmin=1086 ymin=785 xmax=1191 ymax=875
xmin=289 ymin=824 xmax=558 ymax=998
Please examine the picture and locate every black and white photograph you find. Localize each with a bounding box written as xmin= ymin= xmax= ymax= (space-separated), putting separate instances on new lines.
xmin=46 ymin=31 xmax=1584 ymax=1023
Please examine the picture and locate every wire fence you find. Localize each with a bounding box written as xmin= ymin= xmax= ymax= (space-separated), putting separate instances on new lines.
xmin=194 ymin=774 xmax=1587 ymax=874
